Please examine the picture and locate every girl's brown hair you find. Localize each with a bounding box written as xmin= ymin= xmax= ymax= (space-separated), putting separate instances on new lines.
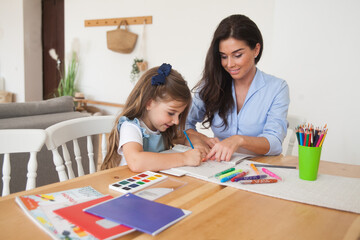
xmin=101 ymin=66 xmax=191 ymax=170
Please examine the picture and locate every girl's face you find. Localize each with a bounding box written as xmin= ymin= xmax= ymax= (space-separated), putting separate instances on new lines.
xmin=143 ymin=98 xmax=187 ymax=132
xmin=219 ymin=37 xmax=260 ymax=82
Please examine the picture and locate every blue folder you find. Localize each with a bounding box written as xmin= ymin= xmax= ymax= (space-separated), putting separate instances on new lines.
xmin=84 ymin=193 xmax=191 ymax=236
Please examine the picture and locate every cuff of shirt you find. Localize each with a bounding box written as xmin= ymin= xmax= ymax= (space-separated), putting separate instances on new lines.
xmin=259 ymin=133 xmax=283 ymax=156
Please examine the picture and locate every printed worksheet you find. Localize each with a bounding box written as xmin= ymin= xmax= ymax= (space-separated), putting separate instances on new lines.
xmin=161 ymin=145 xmax=254 ymax=178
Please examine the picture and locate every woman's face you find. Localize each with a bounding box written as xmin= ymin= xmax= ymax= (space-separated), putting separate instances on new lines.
xmin=219 ymin=37 xmax=260 ymax=82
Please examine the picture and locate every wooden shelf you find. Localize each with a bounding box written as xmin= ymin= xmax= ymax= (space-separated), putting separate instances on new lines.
xmin=74 ymin=98 xmax=125 ymax=111
xmin=85 ymin=16 xmax=152 ymax=27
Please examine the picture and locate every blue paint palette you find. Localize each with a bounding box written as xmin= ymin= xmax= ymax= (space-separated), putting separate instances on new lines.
xmin=109 ymin=171 xmax=168 ymax=194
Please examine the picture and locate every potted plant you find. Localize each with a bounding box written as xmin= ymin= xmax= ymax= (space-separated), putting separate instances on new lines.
xmin=57 ymin=51 xmax=79 ymax=97
xmin=130 ymin=58 xmax=147 ymax=83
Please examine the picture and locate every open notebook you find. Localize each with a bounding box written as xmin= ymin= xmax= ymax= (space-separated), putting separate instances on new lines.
xmin=160 ymin=145 xmax=254 ymax=178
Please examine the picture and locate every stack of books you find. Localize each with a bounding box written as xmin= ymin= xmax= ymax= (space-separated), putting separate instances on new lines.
xmin=16 ymin=185 xmax=191 ymax=239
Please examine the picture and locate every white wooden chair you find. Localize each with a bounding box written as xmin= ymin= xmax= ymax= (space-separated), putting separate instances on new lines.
xmin=45 ymin=115 xmax=116 ymax=182
xmin=282 ymin=115 xmax=306 ymax=156
xmin=0 ymin=129 xmax=47 ymax=196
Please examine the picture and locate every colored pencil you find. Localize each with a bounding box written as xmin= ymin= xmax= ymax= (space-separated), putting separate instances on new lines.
xmin=250 ymin=163 xmax=260 ymax=175
xmin=295 ymin=123 xmax=327 ymax=148
xmin=183 ymin=130 xmax=194 ymax=149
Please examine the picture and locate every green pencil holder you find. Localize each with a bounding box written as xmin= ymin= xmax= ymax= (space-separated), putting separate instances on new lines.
xmin=298 ymin=145 xmax=322 ymax=181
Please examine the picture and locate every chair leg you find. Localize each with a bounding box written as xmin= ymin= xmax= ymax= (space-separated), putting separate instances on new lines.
xmin=101 ymin=133 xmax=107 ymax=163
xmin=62 ymin=144 xmax=76 ymax=179
xmin=73 ymin=139 xmax=84 ymax=177
xmin=51 ymin=149 xmax=68 ymax=181
xmin=26 ymin=152 xmax=37 ymax=190
xmin=2 ymin=153 xmax=11 ymax=196
xmin=87 ymin=136 xmax=95 ymax=174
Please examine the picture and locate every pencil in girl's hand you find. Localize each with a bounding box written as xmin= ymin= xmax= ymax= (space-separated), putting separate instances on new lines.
xmin=183 ymin=130 xmax=194 ymax=149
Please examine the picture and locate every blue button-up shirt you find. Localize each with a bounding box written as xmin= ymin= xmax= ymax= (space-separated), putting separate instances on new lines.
xmin=186 ymin=69 xmax=290 ymax=155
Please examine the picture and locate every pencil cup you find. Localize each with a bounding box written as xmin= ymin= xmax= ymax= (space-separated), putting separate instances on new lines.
xmin=298 ymin=145 xmax=322 ymax=181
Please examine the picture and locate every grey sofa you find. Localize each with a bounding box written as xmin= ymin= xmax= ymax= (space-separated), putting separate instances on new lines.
xmin=0 ymin=96 xmax=98 ymax=194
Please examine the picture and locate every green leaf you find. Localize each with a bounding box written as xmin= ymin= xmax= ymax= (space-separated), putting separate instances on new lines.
xmin=57 ymin=51 xmax=78 ymax=97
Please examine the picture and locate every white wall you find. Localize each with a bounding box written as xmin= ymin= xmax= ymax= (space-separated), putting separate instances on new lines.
xmin=64 ymin=0 xmax=360 ymax=165
xmin=0 ymin=0 xmax=25 ymax=102
xmin=0 ymin=0 xmax=42 ymax=102
xmin=1 ymin=0 xmax=359 ymax=164
xmin=64 ymin=0 xmax=274 ymax=115
xmin=269 ymin=0 xmax=360 ymax=164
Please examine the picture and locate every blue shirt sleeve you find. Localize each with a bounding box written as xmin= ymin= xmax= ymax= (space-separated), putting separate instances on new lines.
xmin=185 ymin=91 xmax=206 ymax=130
xmin=258 ymin=80 xmax=290 ymax=155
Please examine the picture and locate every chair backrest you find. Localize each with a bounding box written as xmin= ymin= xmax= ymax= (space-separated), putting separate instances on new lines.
xmin=282 ymin=115 xmax=306 ymax=156
xmin=0 ymin=129 xmax=47 ymax=196
xmin=45 ymin=115 xmax=116 ymax=182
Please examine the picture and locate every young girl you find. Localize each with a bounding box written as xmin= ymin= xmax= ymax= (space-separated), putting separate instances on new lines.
xmin=101 ymin=63 xmax=202 ymax=172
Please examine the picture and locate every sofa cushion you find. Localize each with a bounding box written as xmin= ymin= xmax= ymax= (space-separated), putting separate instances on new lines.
xmin=0 ymin=96 xmax=75 ymax=119
xmin=0 ymin=111 xmax=91 ymax=129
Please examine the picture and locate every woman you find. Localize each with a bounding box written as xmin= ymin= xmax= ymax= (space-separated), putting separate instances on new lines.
xmin=185 ymin=14 xmax=290 ymax=161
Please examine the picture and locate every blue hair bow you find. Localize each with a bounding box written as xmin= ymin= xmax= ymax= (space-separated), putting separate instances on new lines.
xmin=151 ymin=63 xmax=172 ymax=86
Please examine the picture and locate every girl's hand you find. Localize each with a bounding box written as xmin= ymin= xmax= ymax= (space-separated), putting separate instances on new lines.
xmin=192 ymin=140 xmax=210 ymax=158
xmin=195 ymin=137 xmax=220 ymax=159
xmin=191 ymin=134 xmax=220 ymax=157
xmin=183 ymin=149 xmax=202 ymax=166
xmin=206 ymin=135 xmax=241 ymax=162
xmin=184 ymin=129 xmax=220 ymax=158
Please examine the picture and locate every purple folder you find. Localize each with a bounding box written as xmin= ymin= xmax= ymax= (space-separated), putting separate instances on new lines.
xmin=84 ymin=193 xmax=191 ymax=236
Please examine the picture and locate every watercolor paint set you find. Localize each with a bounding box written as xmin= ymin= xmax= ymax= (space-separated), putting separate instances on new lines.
xmin=109 ymin=171 xmax=168 ymax=194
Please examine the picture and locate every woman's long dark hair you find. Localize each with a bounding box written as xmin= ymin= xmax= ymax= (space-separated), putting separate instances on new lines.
xmin=194 ymin=14 xmax=263 ymax=130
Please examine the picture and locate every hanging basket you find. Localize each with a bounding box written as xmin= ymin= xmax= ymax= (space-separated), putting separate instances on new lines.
xmin=106 ymin=20 xmax=138 ymax=54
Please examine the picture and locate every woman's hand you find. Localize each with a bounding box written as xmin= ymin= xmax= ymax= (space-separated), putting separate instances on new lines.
xmin=206 ymin=135 xmax=242 ymax=162
xmin=202 ymin=136 xmax=220 ymax=148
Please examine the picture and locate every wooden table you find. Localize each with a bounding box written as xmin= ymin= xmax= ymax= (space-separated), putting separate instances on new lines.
xmin=0 ymin=155 xmax=359 ymax=240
